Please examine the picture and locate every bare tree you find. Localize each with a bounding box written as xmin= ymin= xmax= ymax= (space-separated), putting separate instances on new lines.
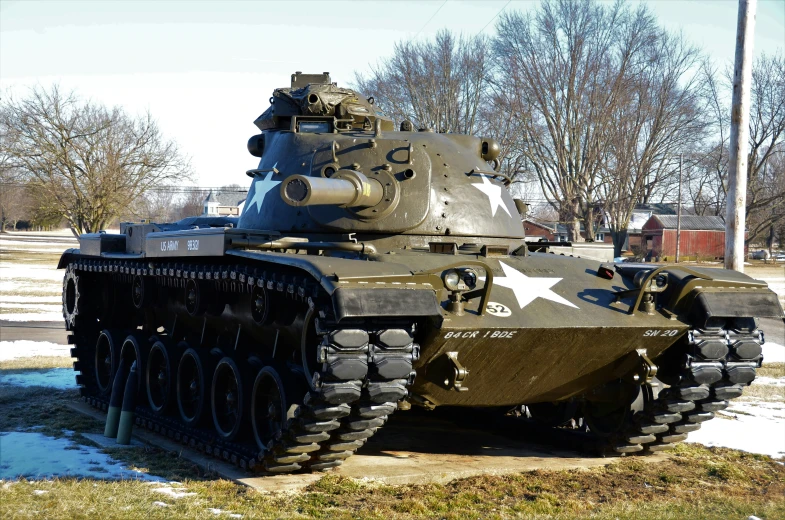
xmin=0 ymin=85 xmax=190 ymax=236
xmin=354 ymin=30 xmax=493 ymax=135
xmin=137 ymin=188 xmax=177 ymax=223
xmin=173 ymin=190 xmax=209 ymax=220
xmin=0 ymin=179 xmax=30 ymax=231
xmin=601 ymin=31 xmax=708 ymax=255
xmin=492 ymin=0 xmax=664 ymax=241
xmin=692 ymin=53 xmax=785 ymax=244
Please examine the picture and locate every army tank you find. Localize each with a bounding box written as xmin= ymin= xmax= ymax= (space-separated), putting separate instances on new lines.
xmin=60 ymin=72 xmax=785 ymax=473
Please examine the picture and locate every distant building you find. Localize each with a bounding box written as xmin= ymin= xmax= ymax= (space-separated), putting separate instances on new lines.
xmin=523 ymin=219 xmax=557 ymax=241
xmin=641 ymin=215 xmax=739 ymax=259
xmin=523 ymin=218 xmax=612 ymax=243
xmin=202 ymin=190 xmax=247 ymax=217
xmin=554 ymin=223 xmax=613 ymax=244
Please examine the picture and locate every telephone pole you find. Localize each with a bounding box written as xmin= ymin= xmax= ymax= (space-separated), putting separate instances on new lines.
xmin=676 ymin=153 xmax=682 ymax=263
xmin=725 ymin=0 xmax=757 ymax=272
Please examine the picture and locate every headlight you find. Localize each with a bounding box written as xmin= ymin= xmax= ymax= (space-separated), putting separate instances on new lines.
xmin=443 ymin=270 xmax=461 ymax=291
xmin=462 ymin=269 xmax=477 ymax=289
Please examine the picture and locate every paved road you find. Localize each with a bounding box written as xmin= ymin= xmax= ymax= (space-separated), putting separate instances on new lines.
xmin=761 ymin=317 xmax=785 ymax=345
xmin=0 ymin=321 xmax=68 ymax=344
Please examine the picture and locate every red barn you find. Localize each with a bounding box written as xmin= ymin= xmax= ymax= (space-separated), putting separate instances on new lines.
xmin=642 ymin=215 xmax=737 ymax=260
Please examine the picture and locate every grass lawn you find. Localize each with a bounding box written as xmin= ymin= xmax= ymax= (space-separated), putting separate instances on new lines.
xmin=1 ymin=384 xmax=783 ymax=519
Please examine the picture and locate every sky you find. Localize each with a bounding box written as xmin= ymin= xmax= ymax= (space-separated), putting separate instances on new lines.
xmin=2 ymin=0 xmax=784 ymax=189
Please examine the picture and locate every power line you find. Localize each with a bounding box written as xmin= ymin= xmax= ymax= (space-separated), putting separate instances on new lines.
xmin=477 ymin=0 xmax=511 ymax=35
xmin=413 ymin=0 xmax=449 ymax=40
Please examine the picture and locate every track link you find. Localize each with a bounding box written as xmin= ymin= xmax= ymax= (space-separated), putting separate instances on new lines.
xmin=606 ymin=323 xmax=763 ymax=454
xmin=65 ymin=258 xmax=419 ymax=474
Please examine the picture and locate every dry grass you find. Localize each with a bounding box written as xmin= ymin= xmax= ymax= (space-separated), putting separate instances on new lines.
xmin=0 ymin=357 xmax=72 ymax=370
xmin=740 ymin=383 xmax=785 ymax=401
xmin=758 ymin=363 xmax=785 ymax=379
xmin=0 ymin=250 xmax=64 ymax=266
xmin=0 ymin=443 xmax=783 ymax=520
xmin=0 ymin=383 xmax=784 ymax=519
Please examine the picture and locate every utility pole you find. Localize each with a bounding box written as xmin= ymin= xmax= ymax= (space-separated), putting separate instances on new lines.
xmin=676 ymin=153 xmax=682 ymax=263
xmin=725 ymin=0 xmax=757 ymax=272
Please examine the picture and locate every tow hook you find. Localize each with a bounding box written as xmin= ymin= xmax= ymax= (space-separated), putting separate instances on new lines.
xmin=427 ymin=351 xmax=470 ymax=392
xmin=627 ymin=349 xmax=657 ymax=384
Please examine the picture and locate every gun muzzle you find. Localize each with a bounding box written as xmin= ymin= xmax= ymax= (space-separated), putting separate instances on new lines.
xmin=280 ymin=170 xmax=384 ymax=208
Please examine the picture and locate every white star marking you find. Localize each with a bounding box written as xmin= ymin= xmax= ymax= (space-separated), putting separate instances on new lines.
xmin=471 ymin=174 xmax=512 ymax=217
xmin=246 ymin=170 xmax=281 ymax=213
xmin=492 ymin=261 xmax=579 ymax=309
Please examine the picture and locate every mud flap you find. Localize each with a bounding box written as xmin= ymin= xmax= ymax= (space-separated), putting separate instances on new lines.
xmin=688 ymin=291 xmax=784 ymax=328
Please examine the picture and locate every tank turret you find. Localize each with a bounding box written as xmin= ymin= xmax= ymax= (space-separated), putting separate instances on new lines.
xmin=240 ymin=73 xmax=523 ymax=239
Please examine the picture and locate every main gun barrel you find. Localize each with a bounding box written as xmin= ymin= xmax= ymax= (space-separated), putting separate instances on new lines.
xmin=280 ymin=170 xmax=384 ymax=208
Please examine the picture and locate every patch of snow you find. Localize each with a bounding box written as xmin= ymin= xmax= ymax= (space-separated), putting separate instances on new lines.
xmin=763 ymin=342 xmax=785 ymax=364
xmin=0 ymin=312 xmax=65 ymax=322
xmin=0 ymin=341 xmax=70 ymax=361
xmin=0 ymin=431 xmax=165 ymax=481
xmin=153 ymin=501 xmax=169 ymax=507
xmin=208 ymin=509 xmax=242 ymax=518
xmin=0 ymin=265 xmax=63 ymax=282
xmin=0 ymin=247 xmax=72 ymax=254
xmin=0 ymin=238 xmax=76 ymax=246
xmin=152 ymin=487 xmax=196 ymax=498
xmin=687 ymin=400 xmax=785 ymax=458
xmin=0 ymin=369 xmax=76 ymax=390
xmin=33 ymin=489 xmax=48 ymax=495
xmin=0 ymin=281 xmax=60 ymax=296
xmin=0 ymin=303 xmax=61 ymax=312
xmin=753 ymin=376 xmax=785 ymax=387
xmin=0 ymin=296 xmax=62 ymax=304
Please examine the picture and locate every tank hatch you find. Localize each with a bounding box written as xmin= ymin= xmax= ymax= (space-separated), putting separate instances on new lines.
xmin=253 ymin=71 xmax=394 ymax=133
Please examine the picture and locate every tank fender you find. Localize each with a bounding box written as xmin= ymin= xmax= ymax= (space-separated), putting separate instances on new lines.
xmin=687 ymin=289 xmax=784 ymax=328
xmin=226 ymin=249 xmax=443 ymax=319
xmin=57 ymin=249 xmax=79 ymax=269
xmin=332 ymin=286 xmax=440 ymax=320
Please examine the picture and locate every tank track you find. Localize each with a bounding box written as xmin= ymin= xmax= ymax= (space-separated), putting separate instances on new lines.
xmin=604 ymin=323 xmax=763 ymax=454
xmin=64 ymin=258 xmax=419 ymax=473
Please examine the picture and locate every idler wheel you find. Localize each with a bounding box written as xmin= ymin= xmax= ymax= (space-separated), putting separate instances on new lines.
xmin=251 ymin=364 xmax=301 ymax=451
xmin=584 ymin=384 xmax=649 ymax=437
xmin=177 ymin=347 xmax=208 ymax=426
xmin=62 ymin=266 xmax=81 ymax=330
xmin=94 ymin=329 xmax=121 ymax=395
xmin=146 ymin=339 xmax=176 ymax=414
xmin=211 ymin=357 xmax=245 ymax=441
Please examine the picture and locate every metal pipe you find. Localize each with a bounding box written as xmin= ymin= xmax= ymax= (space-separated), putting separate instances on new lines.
xmin=230 ymin=237 xmax=377 ymax=254
xmin=280 ymin=170 xmax=383 ymax=208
